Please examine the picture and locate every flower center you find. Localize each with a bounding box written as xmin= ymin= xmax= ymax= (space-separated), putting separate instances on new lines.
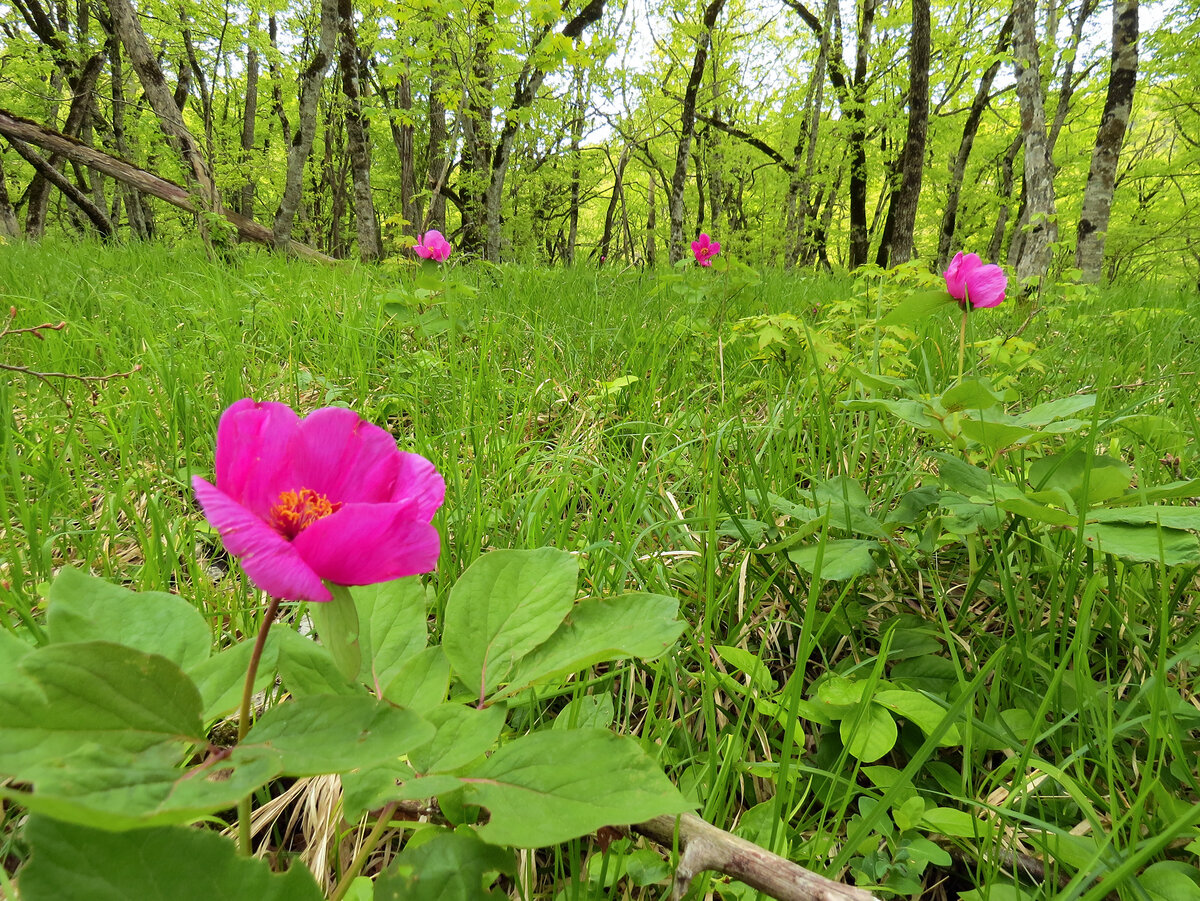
xmin=268 ymin=488 xmax=342 ymax=540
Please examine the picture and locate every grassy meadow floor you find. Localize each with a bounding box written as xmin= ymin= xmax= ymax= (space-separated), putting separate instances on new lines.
xmin=1 ymin=239 xmax=1199 ymax=899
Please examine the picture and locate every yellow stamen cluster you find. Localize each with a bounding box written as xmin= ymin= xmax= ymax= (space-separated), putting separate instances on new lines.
xmin=268 ymin=488 xmax=342 ymax=539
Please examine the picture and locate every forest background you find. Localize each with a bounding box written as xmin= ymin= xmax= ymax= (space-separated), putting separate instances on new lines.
xmin=0 ymin=0 xmax=1195 ymax=286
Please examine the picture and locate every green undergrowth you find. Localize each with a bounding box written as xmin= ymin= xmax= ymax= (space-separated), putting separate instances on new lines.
xmin=1 ymin=238 xmax=1199 ymax=899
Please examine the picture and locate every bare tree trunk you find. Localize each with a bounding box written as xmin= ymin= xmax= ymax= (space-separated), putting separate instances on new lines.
xmin=337 ymin=0 xmax=380 ymax=261
xmin=937 ymin=12 xmax=1012 ymax=268
xmin=668 ymin=0 xmax=726 ymax=264
xmin=6 ymin=134 xmax=112 ymax=235
xmin=566 ymin=64 xmax=585 ymax=265
xmin=426 ymin=22 xmax=448 ymax=233
xmin=787 ymin=0 xmax=834 ymax=268
xmin=646 ymin=170 xmax=657 ymax=265
xmin=483 ymin=0 xmax=606 ymax=262
xmin=0 ymin=155 xmax=25 ymax=237
xmin=598 ymin=145 xmax=629 ymax=261
xmin=397 ymin=68 xmax=419 ymax=235
xmin=987 ymin=133 xmax=1023 ymax=263
xmin=877 ymin=0 xmax=929 ymax=266
xmin=108 ymin=39 xmax=150 ymax=237
xmin=239 ymin=12 xmax=260 ymax=219
xmin=1010 ymin=0 xmax=1058 ymax=286
xmin=273 ymin=0 xmax=338 ymax=249
xmin=846 ymin=0 xmax=877 ymax=268
xmin=1076 ymin=0 xmax=1138 ymax=282
xmin=459 ymin=0 xmax=494 ymax=256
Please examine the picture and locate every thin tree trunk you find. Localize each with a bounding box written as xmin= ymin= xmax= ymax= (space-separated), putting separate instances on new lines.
xmin=426 ymin=22 xmax=448 ymax=233
xmin=1076 ymin=0 xmax=1138 ymax=282
xmin=397 ymin=69 xmax=419 ymax=236
xmin=646 ymin=170 xmax=657 ymax=265
xmin=987 ymin=133 xmax=1023 ymax=263
xmin=599 ymin=145 xmax=629 ymax=261
xmin=108 ymin=39 xmax=150 ymax=237
xmin=483 ymin=0 xmax=606 ymax=262
xmin=877 ymin=0 xmax=929 ymax=266
xmin=1010 ymin=0 xmax=1058 ymax=286
xmin=0 ymin=155 xmax=25 ymax=237
xmin=937 ymin=12 xmax=1013 ymax=269
xmin=239 ymin=11 xmax=260 ymax=219
xmin=459 ymin=0 xmax=494 ymax=256
xmin=337 ymin=0 xmax=380 ymax=261
xmin=566 ymin=64 xmax=585 ymax=265
xmin=6 ymin=135 xmax=112 ymax=235
xmin=668 ymin=0 xmax=726 ymax=264
xmin=273 ymin=0 xmax=338 ymax=249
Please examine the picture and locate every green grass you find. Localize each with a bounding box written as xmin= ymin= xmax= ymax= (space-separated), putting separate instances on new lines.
xmin=2 ymin=237 xmax=1199 ymax=898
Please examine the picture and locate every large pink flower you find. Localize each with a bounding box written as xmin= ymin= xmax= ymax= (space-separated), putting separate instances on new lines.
xmin=193 ymin=400 xmax=445 ymax=602
xmin=944 ymin=251 xmax=1007 ymax=309
xmin=691 ymin=233 xmax=721 ymax=267
xmin=413 ymin=230 xmax=452 ymax=263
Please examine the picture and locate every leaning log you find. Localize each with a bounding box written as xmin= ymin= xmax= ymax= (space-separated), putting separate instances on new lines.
xmin=0 ymin=108 xmax=333 ymax=261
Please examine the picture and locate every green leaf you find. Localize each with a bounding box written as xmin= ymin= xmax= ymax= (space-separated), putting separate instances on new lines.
xmin=188 ymin=633 xmax=281 ymax=721
xmin=1080 ymin=523 xmax=1200 ymax=566
xmin=1086 ymin=505 xmax=1200 ymax=530
xmin=19 ymin=816 xmax=322 ymax=901
xmin=47 ymin=568 xmax=212 ymax=672
xmin=1015 ymin=394 xmax=1096 ymax=426
xmin=340 ymin=762 xmax=464 ymax=822
xmin=498 ymin=592 xmax=683 ymax=698
xmin=375 ymin=829 xmax=516 ymax=901
xmin=1138 ymin=861 xmax=1200 ymax=901
xmin=890 ymin=656 xmax=959 ymax=695
xmin=410 ymin=703 xmax=507 ymax=774
xmin=1029 ymin=451 xmax=1133 ymax=506
xmin=553 ymin=695 xmax=615 ymax=730
xmin=919 ymin=806 xmax=982 ymax=838
xmin=353 ymin=577 xmax=428 ymax=693
xmin=0 ymin=629 xmax=34 ymax=686
xmin=788 ymin=539 xmax=880 ymax=580
xmin=839 ymin=703 xmax=898 ymax=762
xmin=442 ymin=548 xmax=579 ymax=700
xmin=243 ymin=696 xmax=433 ymax=776
xmin=311 ymin=583 xmax=363 ymax=682
xmin=0 ymin=641 xmax=203 ymax=775
xmin=383 ymin=645 xmax=450 ymax=713
xmin=275 ymin=628 xmax=359 ymax=698
xmin=878 ymin=289 xmax=951 ymax=326
xmin=463 ymin=729 xmax=691 ymax=847
xmin=939 ymin=377 xmax=1011 ymax=413
xmin=873 ymin=689 xmax=961 ymax=745
xmin=958 ymin=411 xmax=1038 ymax=450
xmin=714 ymin=645 xmax=777 ymax=693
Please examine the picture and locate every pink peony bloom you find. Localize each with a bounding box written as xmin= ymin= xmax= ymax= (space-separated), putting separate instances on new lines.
xmin=193 ymin=400 xmax=444 ymax=602
xmin=413 ymin=229 xmax=452 ymax=263
xmin=944 ymin=251 xmax=1007 ymax=309
xmin=691 ymin=233 xmax=721 ymax=267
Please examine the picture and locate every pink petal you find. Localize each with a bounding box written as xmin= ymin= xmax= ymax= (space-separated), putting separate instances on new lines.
xmin=414 ymin=243 xmax=433 ymax=259
xmin=193 ymin=477 xmax=331 ymax=602
xmin=288 ymin=407 xmax=403 ymax=503
xmin=966 ymin=264 xmax=1007 ymax=308
xmin=292 ymin=503 xmax=442 ymax=585
xmin=943 ymin=252 xmax=981 ymax=300
xmin=392 ymin=452 xmax=446 ymax=521
xmin=710 ymin=241 xmax=721 ymax=255
xmin=214 ymin=400 xmax=300 ymax=517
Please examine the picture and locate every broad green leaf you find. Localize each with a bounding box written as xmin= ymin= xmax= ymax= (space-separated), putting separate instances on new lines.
xmin=442 ymin=548 xmax=579 ymax=700
xmin=1080 ymin=523 xmax=1200 ymax=566
xmin=788 ymin=539 xmax=879 ymax=580
xmin=383 ymin=645 xmax=451 ymax=713
xmin=0 ymin=629 xmax=34 ymax=685
xmin=931 ymin=452 xmax=1012 ymax=497
xmin=885 ymin=486 xmax=942 ymax=526
xmin=1015 ymin=394 xmax=1095 ymax=426
xmin=410 ymin=703 xmax=507 ymax=774
xmin=1086 ymin=505 xmax=1200 ymax=530
xmin=817 ymin=674 xmax=868 ymax=708
xmin=375 ymin=829 xmax=516 ymax=901
xmin=877 ymin=289 xmax=951 ymax=326
xmin=463 ymin=729 xmax=691 ymax=847
xmin=0 ymin=641 xmax=203 ymax=774
xmin=958 ymin=412 xmax=1038 ymax=450
xmin=890 ymin=656 xmax=959 ymax=695
xmin=873 ymin=689 xmax=961 ymax=745
xmin=243 ymin=695 xmax=433 ymax=776
xmin=188 ymin=632 xmax=281 ymax=721
xmin=995 ymin=494 xmax=1077 ymax=526
xmin=1138 ymin=861 xmax=1200 ymax=901
xmin=352 ymin=577 xmax=428 ymax=693
xmin=310 ymin=583 xmax=362 ymax=682
xmin=839 ymin=703 xmax=898 ymax=762
xmin=919 ymin=806 xmax=982 ymax=838
xmin=553 ymin=694 xmax=615 ymax=730
xmin=275 ymin=628 xmax=359 ymax=698
xmin=47 ymin=568 xmax=212 ymax=671
xmin=19 ymin=816 xmax=322 ymax=901
xmin=498 ymin=593 xmax=683 ymax=698
xmin=939 ymin=377 xmax=1010 ymax=413
xmin=0 ymin=745 xmax=281 ymax=829
xmin=1029 ymin=451 xmax=1133 ymax=506
xmin=714 ymin=645 xmax=777 ymax=693
xmin=341 ymin=764 xmax=463 ymax=822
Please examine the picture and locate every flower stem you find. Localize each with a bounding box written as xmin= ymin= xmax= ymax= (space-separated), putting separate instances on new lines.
xmin=957 ymin=306 xmax=969 ymax=381
xmin=329 ymin=802 xmax=399 ymax=901
xmin=236 ymin=594 xmax=281 ymax=856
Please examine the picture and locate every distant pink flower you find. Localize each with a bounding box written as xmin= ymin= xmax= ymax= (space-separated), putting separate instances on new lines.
xmin=944 ymin=251 xmax=1007 ymax=309
xmin=193 ymin=400 xmax=444 ymax=602
xmin=413 ymin=230 xmax=452 ymax=263
xmin=691 ymin=233 xmax=721 ymax=267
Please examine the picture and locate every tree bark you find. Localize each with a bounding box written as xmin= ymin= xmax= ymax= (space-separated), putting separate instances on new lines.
xmin=426 ymin=23 xmax=449 ymax=234
xmin=876 ymin=0 xmax=929 ymax=266
xmin=239 ymin=11 xmax=260 ymax=220
xmin=459 ymin=0 xmax=495 ymax=256
xmin=0 ymin=108 xmax=332 ymax=259
xmin=6 ymin=134 xmax=113 ymax=236
xmin=566 ymin=64 xmax=586 ymax=265
xmin=936 ymin=12 xmax=1013 ymax=269
xmin=273 ymin=0 xmax=338 ymax=249
xmin=646 ymin=170 xmax=657 ymax=265
xmin=483 ymin=0 xmax=607 ymax=262
xmin=598 ymin=144 xmax=629 ymax=262
xmin=337 ymin=0 xmax=380 ymax=261
xmin=1010 ymin=0 xmax=1058 ymax=286
xmin=0 ymin=156 xmax=20 ymax=237
xmin=668 ymin=0 xmax=726 ymax=264
xmin=1076 ymin=0 xmax=1138 ymax=282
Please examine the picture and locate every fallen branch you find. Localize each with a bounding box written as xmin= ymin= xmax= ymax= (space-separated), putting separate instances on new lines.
xmin=632 ymin=813 xmax=881 ymax=901
xmin=0 ymin=109 xmax=333 ymax=262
